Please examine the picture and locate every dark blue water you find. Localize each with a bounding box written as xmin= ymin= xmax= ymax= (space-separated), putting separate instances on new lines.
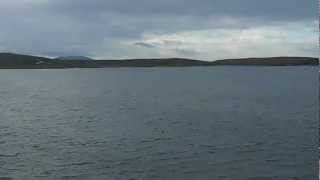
xmin=0 ymin=66 xmax=317 ymax=180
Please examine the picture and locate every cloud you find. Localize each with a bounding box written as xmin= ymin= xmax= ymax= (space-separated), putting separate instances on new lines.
xmin=134 ymin=42 xmax=156 ymax=48
xmin=44 ymin=0 xmax=316 ymax=21
xmin=116 ymin=20 xmax=318 ymax=60
xmin=0 ymin=0 xmax=317 ymax=59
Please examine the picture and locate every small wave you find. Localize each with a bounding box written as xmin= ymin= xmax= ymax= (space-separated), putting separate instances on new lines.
xmin=0 ymin=177 xmax=13 ymax=180
xmin=0 ymin=153 xmax=20 ymax=158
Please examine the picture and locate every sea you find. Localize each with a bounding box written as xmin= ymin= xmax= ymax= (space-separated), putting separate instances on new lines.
xmin=0 ymin=66 xmax=317 ymax=180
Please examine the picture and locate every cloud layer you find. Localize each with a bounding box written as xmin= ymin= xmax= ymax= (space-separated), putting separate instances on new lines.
xmin=0 ymin=0 xmax=317 ymax=60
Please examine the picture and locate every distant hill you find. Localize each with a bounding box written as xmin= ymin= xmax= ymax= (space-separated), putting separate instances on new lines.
xmin=55 ymin=56 xmax=93 ymax=61
xmin=0 ymin=53 xmax=317 ymax=69
xmin=0 ymin=53 xmax=51 ymax=68
xmin=213 ymin=57 xmax=318 ymax=66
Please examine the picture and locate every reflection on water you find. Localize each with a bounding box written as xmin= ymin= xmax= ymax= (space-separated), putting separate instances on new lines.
xmin=0 ymin=66 xmax=317 ymax=180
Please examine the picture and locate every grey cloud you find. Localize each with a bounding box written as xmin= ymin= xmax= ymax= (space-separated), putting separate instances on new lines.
xmin=45 ymin=0 xmax=316 ymax=21
xmin=134 ymin=42 xmax=156 ymax=48
xmin=134 ymin=40 xmax=184 ymax=48
xmin=162 ymin=40 xmax=184 ymax=46
xmin=173 ymin=48 xmax=200 ymax=57
xmin=0 ymin=0 xmax=316 ymax=58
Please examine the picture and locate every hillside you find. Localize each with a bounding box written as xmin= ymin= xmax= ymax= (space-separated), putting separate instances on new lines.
xmin=55 ymin=56 xmax=93 ymax=61
xmin=0 ymin=53 xmax=317 ymax=69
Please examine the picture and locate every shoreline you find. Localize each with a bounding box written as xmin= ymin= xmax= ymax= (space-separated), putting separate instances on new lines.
xmin=0 ymin=53 xmax=318 ymax=69
xmin=0 ymin=64 xmax=317 ymax=70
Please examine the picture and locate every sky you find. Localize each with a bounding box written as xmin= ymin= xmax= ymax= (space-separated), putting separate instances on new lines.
xmin=0 ymin=0 xmax=317 ymax=60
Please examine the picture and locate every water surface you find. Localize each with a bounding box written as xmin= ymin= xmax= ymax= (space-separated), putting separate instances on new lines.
xmin=0 ymin=66 xmax=317 ymax=179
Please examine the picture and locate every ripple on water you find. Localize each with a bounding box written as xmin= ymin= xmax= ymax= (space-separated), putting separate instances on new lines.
xmin=0 ymin=67 xmax=316 ymax=179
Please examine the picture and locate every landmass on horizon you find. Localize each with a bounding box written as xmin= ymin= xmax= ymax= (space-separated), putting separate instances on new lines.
xmin=0 ymin=53 xmax=317 ymax=69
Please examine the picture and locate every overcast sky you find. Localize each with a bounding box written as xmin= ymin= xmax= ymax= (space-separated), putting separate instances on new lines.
xmin=0 ymin=0 xmax=317 ymax=60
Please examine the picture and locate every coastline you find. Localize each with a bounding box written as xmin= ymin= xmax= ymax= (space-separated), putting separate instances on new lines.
xmin=0 ymin=53 xmax=318 ymax=69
